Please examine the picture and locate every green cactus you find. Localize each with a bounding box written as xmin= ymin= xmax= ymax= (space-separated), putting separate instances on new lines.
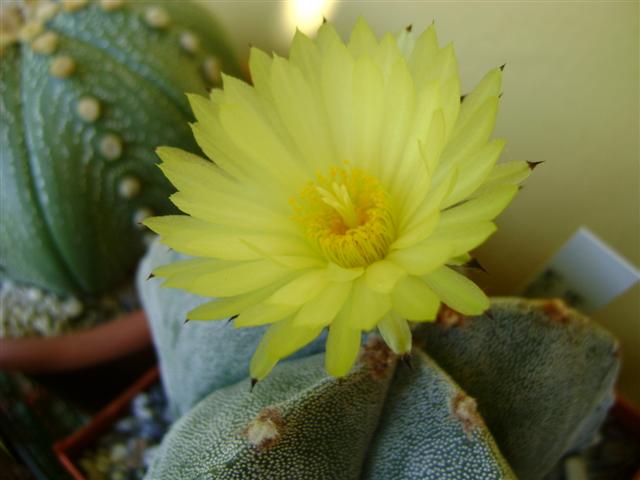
xmin=0 ymin=0 xmax=240 ymax=297
xmin=137 ymin=242 xmax=619 ymax=479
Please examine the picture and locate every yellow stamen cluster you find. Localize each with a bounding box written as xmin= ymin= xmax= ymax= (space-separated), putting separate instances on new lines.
xmin=291 ymin=166 xmax=395 ymax=268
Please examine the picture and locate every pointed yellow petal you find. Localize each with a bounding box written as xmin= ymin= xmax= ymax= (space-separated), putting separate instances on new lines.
xmin=163 ymin=259 xmax=295 ymax=298
xmin=290 ymin=29 xmax=321 ymax=88
xmin=378 ymin=57 xmax=416 ymax=185
xmin=443 ymin=139 xmax=506 ymax=208
xmin=375 ymin=32 xmax=403 ymax=79
xmin=266 ymin=269 xmax=329 ymax=306
xmin=391 ymin=275 xmax=440 ymax=321
xmin=440 ymin=184 xmax=518 ymax=225
xmin=352 ymin=55 xmax=384 ymax=171
xmin=325 ymin=300 xmax=361 ymax=377
xmin=423 ymin=266 xmax=489 ymax=315
xmin=408 ymin=25 xmax=438 ymax=85
xmin=322 ymin=35 xmax=354 ymax=161
xmin=250 ymin=319 xmax=323 ymax=380
xmin=316 ymin=21 xmax=342 ymax=54
xmin=427 ymin=222 xmax=497 ymax=257
xmin=326 ymin=263 xmax=364 ymax=282
xmin=348 ymin=277 xmax=391 ymax=331
xmin=348 ymin=17 xmax=378 ymax=58
xmin=475 ymin=161 xmax=532 ymax=195
xmin=187 ymin=281 xmax=285 ymax=320
xmin=249 ymin=47 xmax=273 ymax=101
xmin=436 ymin=96 xmax=499 ymax=182
xmin=378 ymin=312 xmax=412 ymax=354
xmin=291 ymin=281 xmax=353 ymax=327
xmin=455 ymin=67 xmax=502 ymax=135
xmin=153 ymin=257 xmax=220 ymax=279
xmin=388 ymin=242 xmax=452 ymax=276
xmin=270 ymin=56 xmax=334 ymax=170
xmin=234 ymin=302 xmax=298 ymax=327
xmin=218 ymin=101 xmax=308 ymax=187
xmin=364 ymin=260 xmax=406 ymax=293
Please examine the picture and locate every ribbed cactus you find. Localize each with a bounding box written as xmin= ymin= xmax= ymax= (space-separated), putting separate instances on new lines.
xmin=0 ymin=0 xmax=239 ymax=296
xmin=138 ymin=242 xmax=619 ymax=479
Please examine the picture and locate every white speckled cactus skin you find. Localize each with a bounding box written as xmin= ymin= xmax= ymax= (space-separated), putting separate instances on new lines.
xmin=0 ymin=0 xmax=240 ymax=296
xmin=137 ymin=242 xmax=619 ymax=480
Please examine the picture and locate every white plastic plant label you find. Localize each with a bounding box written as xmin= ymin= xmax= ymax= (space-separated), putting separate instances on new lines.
xmin=522 ymin=227 xmax=639 ymax=313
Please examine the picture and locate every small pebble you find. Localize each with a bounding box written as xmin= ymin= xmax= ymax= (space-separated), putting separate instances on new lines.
xmin=49 ymin=55 xmax=75 ymax=78
xmin=62 ymin=0 xmax=88 ymax=12
xmin=133 ymin=208 xmax=153 ymax=228
xmin=31 ymin=31 xmax=59 ymax=55
xmin=35 ymin=2 xmax=60 ymax=22
xmin=62 ymin=297 xmax=83 ymax=317
xmin=110 ymin=443 xmax=128 ymax=463
xmin=19 ymin=21 xmax=44 ymax=42
xmin=100 ymin=0 xmax=124 ymax=11
xmin=99 ymin=133 xmax=123 ymax=160
xmin=203 ymin=56 xmax=221 ymax=84
xmin=76 ymin=96 xmax=101 ymax=122
xmin=144 ymin=6 xmax=170 ymax=29
xmin=26 ymin=288 xmax=43 ymax=302
xmin=118 ymin=176 xmax=141 ymax=199
xmin=179 ymin=31 xmax=200 ymax=53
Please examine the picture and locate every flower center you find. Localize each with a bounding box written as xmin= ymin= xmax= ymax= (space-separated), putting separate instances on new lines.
xmin=291 ymin=166 xmax=395 ymax=268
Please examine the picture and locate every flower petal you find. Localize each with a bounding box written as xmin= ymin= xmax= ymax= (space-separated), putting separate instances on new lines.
xmin=455 ymin=67 xmax=502 ymax=135
xmin=250 ymin=319 xmax=323 ymax=380
xmin=427 ymin=221 xmax=497 ymax=257
xmin=391 ymin=275 xmax=440 ymax=321
xmin=423 ymin=266 xmax=489 ymax=315
xmin=388 ymin=242 xmax=452 ymax=276
xmin=291 ymin=281 xmax=353 ymax=327
xmin=348 ymin=277 xmax=392 ymax=331
xmin=234 ymin=302 xmax=298 ymax=327
xmin=348 ymin=17 xmax=378 ymax=58
xmin=364 ymin=260 xmax=407 ymax=293
xmin=440 ymin=184 xmax=519 ymax=225
xmin=266 ymin=269 xmax=329 ymax=306
xmin=325 ymin=300 xmax=362 ymax=377
xmin=187 ymin=281 xmax=285 ymax=320
xmin=378 ymin=312 xmax=412 ymax=354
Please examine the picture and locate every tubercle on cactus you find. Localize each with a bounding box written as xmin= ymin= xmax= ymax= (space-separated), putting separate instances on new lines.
xmin=451 ymin=391 xmax=483 ymax=438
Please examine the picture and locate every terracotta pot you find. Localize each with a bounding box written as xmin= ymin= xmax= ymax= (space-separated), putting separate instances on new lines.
xmin=0 ymin=310 xmax=151 ymax=373
xmin=53 ymin=367 xmax=160 ymax=480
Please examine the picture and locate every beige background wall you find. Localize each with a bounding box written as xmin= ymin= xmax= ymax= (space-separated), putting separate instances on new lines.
xmin=203 ymin=1 xmax=640 ymax=402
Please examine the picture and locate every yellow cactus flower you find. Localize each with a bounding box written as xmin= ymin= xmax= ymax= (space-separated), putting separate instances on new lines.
xmin=145 ymin=19 xmax=531 ymax=381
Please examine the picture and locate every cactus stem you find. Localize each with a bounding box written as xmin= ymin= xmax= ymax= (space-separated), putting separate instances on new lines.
xmin=144 ymin=6 xmax=171 ymax=29
xmin=99 ymin=133 xmax=123 ymax=160
xmin=76 ymin=96 xmax=101 ymax=123
xmin=62 ymin=0 xmax=89 ymax=13
xmin=484 ymin=309 xmax=495 ymax=320
xmin=31 ymin=31 xmax=59 ymax=55
xmin=100 ymin=0 xmax=124 ymax=11
xmin=527 ymin=160 xmax=544 ymax=170
xmin=49 ymin=55 xmax=76 ymax=78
